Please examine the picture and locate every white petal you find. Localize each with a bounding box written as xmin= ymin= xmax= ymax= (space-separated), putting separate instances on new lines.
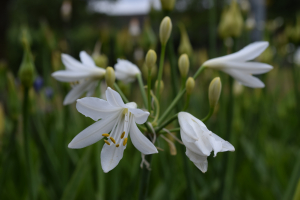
xmin=52 ymin=70 xmax=93 ymax=82
xmin=105 ymin=87 xmax=125 ymax=108
xmin=101 ymin=143 xmax=126 ymax=173
xmin=86 ymin=81 xmax=98 ymax=97
xmin=76 ymin=97 xmax=122 ymax=121
xmin=210 ymin=133 xmax=235 ymax=152
xmin=68 ymin=112 xmax=119 ymax=149
xmin=80 ymin=51 xmax=96 ymax=68
xmin=207 ymin=134 xmax=223 ymax=157
xmin=129 ymin=121 xmax=158 ymax=154
xmin=222 ymin=61 xmax=273 ymax=75
xmin=129 ymin=108 xmax=149 ymax=124
xmin=115 ymin=71 xmax=136 ymax=83
xmin=61 ymin=53 xmax=86 ymax=71
xmin=178 ymin=112 xmax=199 ymax=140
xmin=186 ymin=149 xmax=208 ymax=173
xmin=114 ymin=59 xmax=140 ymax=83
xmin=63 ymin=80 xmax=94 ymax=105
xmin=222 ymin=68 xmax=265 ymax=88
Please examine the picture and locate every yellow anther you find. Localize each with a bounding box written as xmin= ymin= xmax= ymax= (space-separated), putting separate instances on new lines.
xmin=116 ymin=144 xmax=120 ymax=147
xmin=123 ymin=138 xmax=128 ymax=146
xmin=104 ymin=140 xmax=110 ymax=145
xmin=121 ymin=131 xmax=125 ymax=139
xmin=110 ymin=137 xmax=116 ymax=144
xmin=102 ymin=133 xmax=110 ymax=137
xmin=122 ymin=108 xmax=128 ymax=115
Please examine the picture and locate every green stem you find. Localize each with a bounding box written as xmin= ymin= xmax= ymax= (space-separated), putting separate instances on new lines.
xmin=201 ymin=107 xmax=214 ymax=123
xmin=138 ymin=154 xmax=153 ymax=200
xmin=193 ymin=65 xmax=205 ymax=80
xmin=155 ymin=114 xmax=178 ymax=133
xmin=155 ymin=44 xmax=166 ymax=102
xmin=114 ymin=82 xmax=129 ymax=103
xmin=23 ymin=87 xmax=34 ymax=200
xmin=137 ymin=74 xmax=148 ymax=108
xmin=183 ymin=94 xmax=191 ymax=111
xmin=147 ymin=69 xmax=152 ymax=111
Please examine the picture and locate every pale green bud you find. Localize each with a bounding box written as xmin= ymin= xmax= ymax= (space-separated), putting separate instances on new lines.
xmin=155 ymin=80 xmax=164 ymax=95
xmin=160 ymin=0 xmax=175 ymax=11
xmin=209 ymin=77 xmax=222 ymax=108
xmin=105 ymin=67 xmax=115 ymax=88
xmin=178 ymin=24 xmax=193 ymax=56
xmin=18 ymin=47 xmax=35 ymax=88
xmin=93 ymin=54 xmax=108 ymax=68
xmin=178 ymin=54 xmax=190 ymax=78
xmin=159 ymin=16 xmax=172 ymax=45
xmin=145 ymin=49 xmax=157 ymax=69
xmin=186 ymin=77 xmax=195 ymax=95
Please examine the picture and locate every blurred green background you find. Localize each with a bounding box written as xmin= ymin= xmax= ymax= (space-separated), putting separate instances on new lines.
xmin=1 ymin=0 xmax=300 ymax=199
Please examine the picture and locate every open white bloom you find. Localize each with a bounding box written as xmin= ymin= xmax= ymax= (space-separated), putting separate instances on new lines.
xmin=68 ymin=87 xmax=158 ymax=172
xmin=203 ymin=41 xmax=273 ymax=88
xmin=178 ymin=112 xmax=234 ymax=173
xmin=52 ymin=51 xmax=106 ymax=105
xmin=114 ymin=59 xmax=141 ymax=83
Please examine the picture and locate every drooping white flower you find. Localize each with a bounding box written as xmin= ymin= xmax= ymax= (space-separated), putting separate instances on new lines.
xmin=68 ymin=87 xmax=158 ymax=173
xmin=203 ymin=41 xmax=273 ymax=88
xmin=178 ymin=112 xmax=234 ymax=173
xmin=52 ymin=51 xmax=106 ymax=105
xmin=114 ymin=59 xmax=141 ymax=83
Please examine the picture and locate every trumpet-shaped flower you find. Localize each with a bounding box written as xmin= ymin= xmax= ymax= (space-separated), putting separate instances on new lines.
xmin=203 ymin=41 xmax=273 ymax=88
xmin=52 ymin=51 xmax=106 ymax=105
xmin=178 ymin=112 xmax=234 ymax=173
xmin=114 ymin=59 xmax=141 ymax=83
xmin=68 ymin=87 xmax=158 ymax=172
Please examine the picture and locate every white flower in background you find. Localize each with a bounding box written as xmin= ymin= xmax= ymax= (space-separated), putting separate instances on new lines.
xmin=52 ymin=51 xmax=105 ymax=105
xmin=294 ymin=47 xmax=300 ymax=66
xmin=114 ymin=59 xmax=141 ymax=83
xmin=203 ymin=41 xmax=273 ymax=88
xmin=68 ymin=87 xmax=158 ymax=173
xmin=178 ymin=112 xmax=234 ymax=173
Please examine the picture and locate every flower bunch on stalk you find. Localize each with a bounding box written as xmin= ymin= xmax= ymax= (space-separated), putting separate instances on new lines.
xmin=52 ymin=15 xmax=273 ymax=173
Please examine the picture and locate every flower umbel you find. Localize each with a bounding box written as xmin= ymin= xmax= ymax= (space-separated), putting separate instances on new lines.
xmin=178 ymin=112 xmax=234 ymax=173
xmin=68 ymin=87 xmax=158 ymax=172
xmin=203 ymin=41 xmax=273 ymax=88
xmin=52 ymin=51 xmax=106 ymax=105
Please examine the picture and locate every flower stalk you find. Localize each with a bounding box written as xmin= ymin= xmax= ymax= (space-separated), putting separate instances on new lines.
xmin=136 ymin=73 xmax=148 ymax=108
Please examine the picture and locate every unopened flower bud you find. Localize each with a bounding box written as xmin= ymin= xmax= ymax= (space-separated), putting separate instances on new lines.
xmin=18 ymin=47 xmax=35 ymax=88
xmin=105 ymin=67 xmax=115 ymax=88
xmin=178 ymin=54 xmax=190 ymax=78
xmin=209 ymin=77 xmax=222 ymax=108
xmin=160 ymin=0 xmax=175 ymax=11
xmin=155 ymin=80 xmax=164 ymax=95
xmin=159 ymin=16 xmax=172 ymax=45
xmin=93 ymin=54 xmax=108 ymax=68
xmin=178 ymin=24 xmax=193 ymax=56
xmin=145 ymin=49 xmax=157 ymax=69
xmin=186 ymin=77 xmax=195 ymax=95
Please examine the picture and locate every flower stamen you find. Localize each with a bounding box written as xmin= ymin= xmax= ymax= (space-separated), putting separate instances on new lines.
xmin=104 ymin=140 xmax=110 ymax=145
xmin=121 ymin=131 xmax=125 ymax=139
xmin=116 ymin=144 xmax=120 ymax=147
xmin=102 ymin=133 xmax=110 ymax=137
xmin=110 ymin=137 xmax=116 ymax=144
xmin=123 ymin=138 xmax=128 ymax=146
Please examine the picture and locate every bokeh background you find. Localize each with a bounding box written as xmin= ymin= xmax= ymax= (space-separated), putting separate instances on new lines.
xmin=0 ymin=0 xmax=300 ymax=199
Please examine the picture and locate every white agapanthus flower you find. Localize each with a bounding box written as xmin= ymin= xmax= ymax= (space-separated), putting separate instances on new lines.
xmin=52 ymin=51 xmax=106 ymax=105
xmin=203 ymin=41 xmax=273 ymax=88
xmin=68 ymin=87 xmax=158 ymax=172
xmin=178 ymin=112 xmax=234 ymax=173
xmin=114 ymin=59 xmax=141 ymax=83
xmin=294 ymin=47 xmax=300 ymax=66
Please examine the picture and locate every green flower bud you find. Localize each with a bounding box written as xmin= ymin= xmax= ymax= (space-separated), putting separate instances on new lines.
xmin=155 ymin=80 xmax=164 ymax=95
xmin=186 ymin=77 xmax=195 ymax=95
xmin=159 ymin=16 xmax=172 ymax=45
xmin=145 ymin=49 xmax=157 ymax=69
xmin=18 ymin=47 xmax=35 ymax=88
xmin=178 ymin=24 xmax=193 ymax=56
xmin=93 ymin=54 xmax=108 ymax=68
xmin=178 ymin=54 xmax=190 ymax=78
xmin=105 ymin=67 xmax=115 ymax=88
xmin=160 ymin=0 xmax=175 ymax=11
xmin=209 ymin=77 xmax=222 ymax=108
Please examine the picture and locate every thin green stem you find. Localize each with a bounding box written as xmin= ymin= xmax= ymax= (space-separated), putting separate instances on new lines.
xmin=147 ymin=69 xmax=152 ymax=111
xmin=114 ymin=82 xmax=129 ymax=103
xmin=155 ymin=114 xmax=178 ymax=133
xmin=137 ymin=74 xmax=148 ymax=108
xmin=201 ymin=107 xmax=214 ymax=123
xmin=183 ymin=94 xmax=191 ymax=111
xmin=155 ymin=44 xmax=166 ymax=102
xmin=23 ymin=87 xmax=34 ymax=200
xmin=193 ymin=65 xmax=205 ymax=80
